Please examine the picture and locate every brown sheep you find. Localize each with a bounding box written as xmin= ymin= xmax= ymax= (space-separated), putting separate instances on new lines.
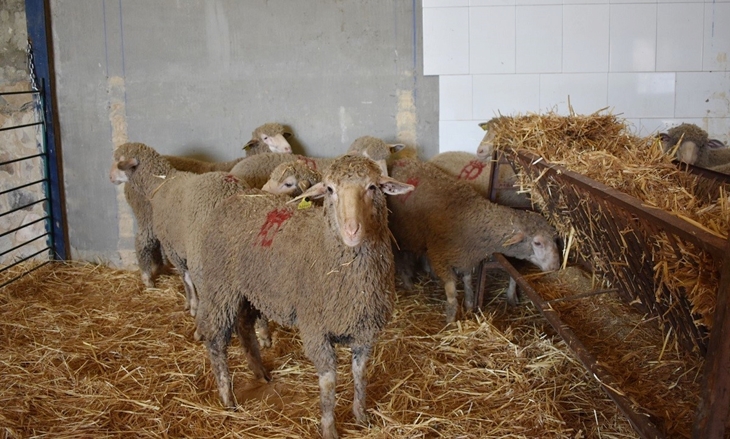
xmin=195 ymin=155 xmax=414 ymax=439
xmin=388 ymin=158 xmax=560 ymax=323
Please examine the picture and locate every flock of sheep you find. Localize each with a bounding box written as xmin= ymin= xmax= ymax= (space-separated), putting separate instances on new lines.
xmin=109 ymin=120 xmax=627 ymax=438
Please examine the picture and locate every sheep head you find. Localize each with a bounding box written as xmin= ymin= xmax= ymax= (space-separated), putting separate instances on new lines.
xmin=292 ymin=155 xmax=413 ymax=247
xmin=244 ymin=122 xmax=292 ymax=154
xmin=501 ymin=211 xmax=561 ymax=272
xmin=347 ymin=136 xmax=406 ymax=176
xmin=262 ymin=161 xmax=322 ymax=197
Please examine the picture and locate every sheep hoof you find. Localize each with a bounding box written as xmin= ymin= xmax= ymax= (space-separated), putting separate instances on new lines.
xmin=193 ymin=329 xmax=203 ymax=341
xmin=141 ymin=273 xmax=155 ymax=288
xmin=321 ymin=422 xmax=339 ymax=439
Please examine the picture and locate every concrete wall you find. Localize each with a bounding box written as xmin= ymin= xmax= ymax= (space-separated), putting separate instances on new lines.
xmin=48 ymin=0 xmax=439 ymax=267
xmin=0 ymin=0 xmax=49 ymax=266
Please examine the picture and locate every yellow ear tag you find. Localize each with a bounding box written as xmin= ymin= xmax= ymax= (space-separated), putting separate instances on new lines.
xmin=297 ymin=197 xmax=313 ymax=210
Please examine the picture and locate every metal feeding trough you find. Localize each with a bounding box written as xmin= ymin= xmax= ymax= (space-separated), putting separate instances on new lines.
xmin=477 ymin=149 xmax=730 ymax=439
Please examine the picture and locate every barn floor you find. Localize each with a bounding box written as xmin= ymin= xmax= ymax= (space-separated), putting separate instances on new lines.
xmin=0 ymin=260 xmax=704 ymax=438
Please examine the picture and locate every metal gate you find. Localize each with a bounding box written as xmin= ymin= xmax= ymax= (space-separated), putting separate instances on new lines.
xmin=1 ymin=0 xmax=66 ymax=288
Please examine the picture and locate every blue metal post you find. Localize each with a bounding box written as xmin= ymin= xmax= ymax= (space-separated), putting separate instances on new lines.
xmin=24 ymin=0 xmax=68 ymax=260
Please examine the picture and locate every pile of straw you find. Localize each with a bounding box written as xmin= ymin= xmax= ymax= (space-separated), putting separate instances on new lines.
xmin=489 ymin=112 xmax=728 ymax=239
xmin=3 ymin=260 xmax=703 ymax=438
xmin=489 ymin=112 xmax=728 ymax=334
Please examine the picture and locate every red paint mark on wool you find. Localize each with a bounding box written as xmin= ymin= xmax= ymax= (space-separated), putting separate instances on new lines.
xmin=299 ymin=157 xmax=317 ymax=170
xmin=458 ymin=160 xmax=486 ymax=181
xmin=223 ymin=174 xmax=240 ymax=183
xmin=399 ymin=177 xmax=420 ymax=203
xmin=257 ymin=208 xmax=293 ymax=247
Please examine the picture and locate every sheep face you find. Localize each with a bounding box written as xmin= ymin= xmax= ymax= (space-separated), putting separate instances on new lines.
xmin=347 ymin=136 xmax=406 ymax=176
xmin=262 ymin=162 xmax=322 ymax=197
xmin=244 ymin=122 xmax=292 ymax=154
xmin=109 ymin=156 xmax=137 ymax=184
xmin=295 ymin=156 xmax=413 ymax=247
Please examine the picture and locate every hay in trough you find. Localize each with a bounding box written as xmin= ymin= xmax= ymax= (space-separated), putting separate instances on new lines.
xmin=0 ymin=260 xmax=705 ymax=438
xmin=489 ymin=112 xmax=728 ymax=341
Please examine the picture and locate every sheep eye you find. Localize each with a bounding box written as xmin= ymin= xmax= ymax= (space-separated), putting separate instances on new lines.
xmin=534 ymin=241 xmax=542 ymax=246
xmin=327 ymin=186 xmax=334 ymax=194
xmin=284 ymin=182 xmax=294 ymax=187
xmin=368 ymin=184 xmax=377 ymax=191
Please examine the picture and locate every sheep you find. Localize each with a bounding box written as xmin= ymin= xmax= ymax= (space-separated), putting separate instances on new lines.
xmin=109 ymin=142 xmax=251 ymax=318
xmin=387 ymin=158 xmax=561 ymax=323
xmin=428 ymin=151 xmax=492 ymax=198
xmin=659 ymin=123 xmax=730 ymax=168
xmin=261 ymin=160 xmax=323 ymax=196
xmin=230 ymin=135 xmax=405 ymax=188
xmin=117 ymin=122 xmax=294 ymax=288
xmin=194 ymin=155 xmax=414 ymax=439
xmin=243 ymin=122 xmax=293 ymax=156
xmin=476 ymin=116 xmax=510 ymax=160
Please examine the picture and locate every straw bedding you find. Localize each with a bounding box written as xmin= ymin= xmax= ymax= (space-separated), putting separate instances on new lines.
xmin=0 ymin=260 xmax=704 ymax=438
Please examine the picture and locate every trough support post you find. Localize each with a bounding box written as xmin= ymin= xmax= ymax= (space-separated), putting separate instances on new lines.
xmin=692 ymin=235 xmax=730 ymax=439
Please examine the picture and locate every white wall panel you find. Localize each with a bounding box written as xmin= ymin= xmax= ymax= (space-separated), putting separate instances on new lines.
xmin=423 ymin=7 xmax=470 ymax=75
xmin=469 ymin=7 xmax=516 ymax=74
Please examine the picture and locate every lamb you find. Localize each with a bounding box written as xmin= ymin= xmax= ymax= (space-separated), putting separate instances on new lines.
xmin=261 ymin=160 xmax=323 ymax=196
xmin=229 ymin=135 xmax=405 ymax=188
xmin=243 ymin=122 xmax=293 ymax=156
xmin=194 ymin=155 xmax=414 ymax=439
xmin=659 ymin=123 xmax=730 ymax=168
xmin=388 ymin=158 xmax=561 ymax=323
xmin=109 ymin=142 xmax=251 ymax=318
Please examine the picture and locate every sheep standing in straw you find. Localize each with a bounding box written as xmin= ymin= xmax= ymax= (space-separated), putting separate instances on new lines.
xmin=109 ymin=142 xmax=250 ymax=317
xmin=388 ymin=158 xmax=560 ymax=323
xmin=117 ymin=122 xmax=294 ymax=288
xmin=195 ymin=155 xmax=414 ymax=439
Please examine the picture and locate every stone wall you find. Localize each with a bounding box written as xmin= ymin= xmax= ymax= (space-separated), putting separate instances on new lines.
xmin=0 ymin=0 xmax=50 ymax=266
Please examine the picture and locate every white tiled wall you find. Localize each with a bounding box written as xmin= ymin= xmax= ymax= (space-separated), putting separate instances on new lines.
xmin=423 ymin=0 xmax=730 ymax=153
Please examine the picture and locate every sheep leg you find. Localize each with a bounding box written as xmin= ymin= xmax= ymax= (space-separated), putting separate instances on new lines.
xmin=234 ymin=306 xmax=271 ymax=382
xmin=205 ymin=327 xmax=235 ymax=408
xmin=444 ymin=278 xmax=459 ymax=324
xmin=351 ymin=345 xmax=371 ymax=426
xmin=183 ymin=271 xmax=198 ymax=317
xmin=394 ymin=250 xmax=415 ymax=290
xmin=135 ymin=234 xmax=163 ymax=288
xmin=255 ymin=316 xmax=272 ymax=348
xmin=463 ymin=272 xmax=475 ymax=313
xmin=506 ymin=277 xmax=519 ymax=306
xmin=303 ymin=337 xmax=339 ymax=439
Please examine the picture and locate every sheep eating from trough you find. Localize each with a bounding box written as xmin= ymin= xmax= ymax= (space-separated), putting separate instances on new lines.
xmin=659 ymin=123 xmax=730 ymax=170
xmin=388 ymin=158 xmax=561 ymax=323
xmin=109 ymin=142 xmax=251 ymax=317
xmin=195 ymin=155 xmax=414 ymax=439
xmin=243 ymin=122 xmax=293 ymax=156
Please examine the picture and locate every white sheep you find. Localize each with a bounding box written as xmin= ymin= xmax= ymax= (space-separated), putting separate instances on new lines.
xmin=243 ymin=122 xmax=293 ymax=156
xmin=388 ymin=158 xmax=560 ymax=323
xmin=229 ymin=135 xmax=404 ymax=187
xmin=194 ymin=155 xmax=414 ymax=439
xmin=261 ymin=160 xmax=323 ymax=196
xmin=109 ymin=142 xmax=251 ymax=317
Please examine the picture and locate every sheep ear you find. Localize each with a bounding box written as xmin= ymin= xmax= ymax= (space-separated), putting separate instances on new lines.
xmin=502 ymin=232 xmax=525 ymax=247
xmin=290 ymin=182 xmax=327 ymax=204
xmin=117 ymin=157 xmax=139 ymax=171
xmin=478 ymin=122 xmax=489 ymax=131
xmin=388 ymin=143 xmax=406 ymax=154
xmin=708 ymin=139 xmax=726 ymax=149
xmin=378 ymin=175 xmax=414 ymax=195
xmin=243 ymin=139 xmax=257 ymax=151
